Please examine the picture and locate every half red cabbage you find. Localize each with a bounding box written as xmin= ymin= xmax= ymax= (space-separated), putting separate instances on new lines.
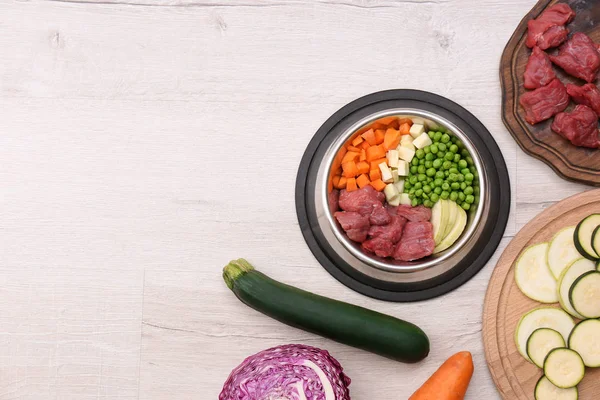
xmin=219 ymin=344 xmax=351 ymax=400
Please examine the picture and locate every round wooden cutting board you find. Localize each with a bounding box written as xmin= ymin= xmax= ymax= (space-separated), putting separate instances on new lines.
xmin=483 ymin=189 xmax=600 ymax=399
xmin=501 ymin=0 xmax=600 ymax=186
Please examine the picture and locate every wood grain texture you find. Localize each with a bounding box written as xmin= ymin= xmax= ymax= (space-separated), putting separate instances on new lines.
xmin=0 ymin=0 xmax=589 ymax=397
xmin=483 ymin=189 xmax=600 ymax=400
xmin=500 ymin=0 xmax=600 ymax=186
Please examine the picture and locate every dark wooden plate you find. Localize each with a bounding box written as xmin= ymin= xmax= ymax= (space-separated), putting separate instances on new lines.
xmin=501 ymin=0 xmax=600 ymax=186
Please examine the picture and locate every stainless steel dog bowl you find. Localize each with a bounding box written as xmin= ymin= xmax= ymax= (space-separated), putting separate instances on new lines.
xmin=296 ymin=90 xmax=510 ymax=301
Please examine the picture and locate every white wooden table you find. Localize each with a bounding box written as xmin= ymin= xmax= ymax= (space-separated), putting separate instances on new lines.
xmin=0 ymin=0 xmax=592 ymax=398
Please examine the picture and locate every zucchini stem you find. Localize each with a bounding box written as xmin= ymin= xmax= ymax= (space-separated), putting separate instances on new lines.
xmin=223 ymin=258 xmax=255 ymax=289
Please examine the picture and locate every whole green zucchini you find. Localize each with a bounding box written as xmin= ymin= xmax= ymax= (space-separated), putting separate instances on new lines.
xmin=223 ymin=259 xmax=430 ymax=363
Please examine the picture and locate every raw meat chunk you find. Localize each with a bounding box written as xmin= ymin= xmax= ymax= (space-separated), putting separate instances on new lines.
xmin=550 ymin=33 xmax=600 ymax=83
xmin=328 ymin=189 xmax=339 ymax=214
xmin=362 ymin=237 xmax=395 ymax=258
xmin=520 ymin=78 xmax=569 ymax=124
xmin=338 ymin=186 xmax=384 ymax=216
xmin=334 ymin=211 xmax=370 ymax=243
xmin=393 ymin=221 xmax=435 ymax=262
xmin=368 ymin=215 xmax=407 ymax=244
xmin=526 ymin=4 xmax=575 ymax=48
xmin=524 ymin=46 xmax=556 ymax=89
xmin=369 ymin=203 xmax=391 ymax=226
xmin=551 ymin=105 xmax=600 ymax=148
xmin=394 ymin=205 xmax=432 ymax=222
xmin=566 ymin=83 xmax=600 ymax=116
xmin=537 ymin=25 xmax=569 ymax=50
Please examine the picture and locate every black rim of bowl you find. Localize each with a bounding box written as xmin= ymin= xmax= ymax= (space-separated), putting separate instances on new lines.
xmin=295 ymin=89 xmax=511 ymax=302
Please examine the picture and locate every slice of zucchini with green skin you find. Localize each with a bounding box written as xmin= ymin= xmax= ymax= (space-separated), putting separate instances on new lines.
xmin=515 ymin=243 xmax=558 ymax=303
xmin=535 ymin=376 xmax=578 ymax=400
xmin=557 ymin=258 xmax=595 ymax=319
xmin=515 ymin=308 xmax=575 ymax=362
xmin=527 ymin=328 xmax=566 ymax=368
xmin=543 ymin=348 xmax=585 ymax=389
xmin=568 ymin=319 xmax=600 ymax=367
xmin=569 ymin=271 xmax=600 ymax=319
xmin=593 ymin=225 xmax=600 ymax=259
xmin=573 ymin=214 xmax=600 ymax=260
xmin=222 ymin=259 xmax=430 ymax=363
xmin=548 ymin=227 xmax=580 ymax=280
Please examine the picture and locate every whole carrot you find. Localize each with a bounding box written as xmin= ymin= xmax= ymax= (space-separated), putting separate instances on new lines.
xmin=409 ymin=351 xmax=474 ymax=400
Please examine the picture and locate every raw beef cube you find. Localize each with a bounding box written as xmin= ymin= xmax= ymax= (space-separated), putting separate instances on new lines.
xmin=362 ymin=237 xmax=395 ymax=258
xmin=520 ymin=78 xmax=569 ymax=124
xmin=526 ymin=4 xmax=575 ymax=48
xmin=524 ymin=46 xmax=556 ymax=89
xmin=551 ymin=105 xmax=600 ymax=149
xmin=328 ymin=189 xmax=340 ymax=214
xmin=550 ymin=33 xmax=600 ymax=83
xmin=368 ymin=215 xmax=407 ymax=244
xmin=566 ymin=83 xmax=600 ymax=116
xmin=537 ymin=25 xmax=569 ymax=50
xmin=338 ymin=186 xmax=384 ymax=216
xmin=334 ymin=211 xmax=370 ymax=243
xmin=393 ymin=221 xmax=436 ymax=262
xmin=394 ymin=205 xmax=433 ymax=222
xmin=369 ymin=203 xmax=392 ymax=226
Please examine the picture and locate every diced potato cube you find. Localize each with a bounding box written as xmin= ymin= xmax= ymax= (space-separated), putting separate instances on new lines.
xmin=409 ymin=123 xmax=425 ymax=138
xmin=413 ymin=132 xmax=433 ymax=149
xmin=400 ymin=141 xmax=415 ymax=151
xmin=410 ymin=117 xmax=425 ymax=126
xmin=397 ymin=146 xmax=415 ymax=163
xmin=399 ymin=193 xmax=411 ymax=205
xmin=400 ymin=134 xmax=413 ymax=144
xmin=394 ymin=179 xmax=405 ymax=193
xmin=391 ymin=169 xmax=399 ymax=183
xmin=379 ymin=162 xmax=393 ymax=183
xmin=387 ymin=195 xmax=401 ymax=206
xmin=396 ymin=160 xmax=409 ymax=176
xmin=383 ymin=183 xmax=400 ymax=202
xmin=386 ymin=149 xmax=399 ymax=168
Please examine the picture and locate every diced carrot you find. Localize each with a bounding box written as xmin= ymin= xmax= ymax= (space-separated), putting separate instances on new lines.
xmin=387 ymin=119 xmax=400 ymax=129
xmin=347 ymin=145 xmax=361 ymax=152
xmin=370 ymin=158 xmax=387 ymax=170
xmin=372 ymin=122 xmax=387 ymax=130
xmin=361 ymin=129 xmax=377 ymax=146
xmin=332 ymin=147 xmax=347 ymax=172
xmin=341 ymin=151 xmax=360 ymax=164
xmin=398 ymin=118 xmax=413 ymax=126
xmin=365 ymin=145 xmax=386 ymax=162
xmin=399 ymin=122 xmax=411 ymax=135
xmin=356 ymin=174 xmax=370 ymax=188
xmin=376 ymin=116 xmax=397 ymax=126
xmin=369 ymin=169 xmax=381 ymax=181
xmin=370 ymin=179 xmax=387 ymax=192
xmin=337 ymin=176 xmax=347 ymax=189
xmin=335 ymin=167 xmax=342 ymax=175
xmin=383 ymin=128 xmax=401 ymax=150
xmin=360 ymin=149 xmax=366 ymax=161
xmin=356 ymin=161 xmax=369 ymax=175
xmin=341 ymin=161 xmax=359 ymax=178
xmin=360 ymin=141 xmax=370 ymax=150
xmin=328 ymin=178 xmax=333 ymax=193
xmin=374 ymin=129 xmax=385 ymax=145
xmin=332 ymin=175 xmax=341 ymax=188
xmin=346 ymin=177 xmax=358 ymax=192
xmin=352 ymin=136 xmax=364 ymax=146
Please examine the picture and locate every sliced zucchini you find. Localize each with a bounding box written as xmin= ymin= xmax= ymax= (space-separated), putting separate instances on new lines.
xmin=574 ymin=214 xmax=600 ymax=260
xmin=431 ymin=199 xmax=450 ymax=245
xmin=442 ymin=198 xmax=458 ymax=239
xmin=526 ymin=328 xmax=566 ymax=368
xmin=433 ymin=203 xmax=466 ymax=254
xmin=543 ymin=348 xmax=585 ymax=389
xmin=535 ymin=376 xmax=578 ymax=400
xmin=569 ymin=271 xmax=600 ymax=319
xmin=568 ymin=319 xmax=600 ymax=367
xmin=515 ymin=243 xmax=558 ymax=303
xmin=515 ymin=308 xmax=575 ymax=362
xmin=593 ymin=225 xmax=600 ymax=259
xmin=548 ymin=227 xmax=580 ymax=279
xmin=557 ymin=258 xmax=596 ymax=319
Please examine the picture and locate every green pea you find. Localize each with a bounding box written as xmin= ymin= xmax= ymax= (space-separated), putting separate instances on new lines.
xmin=419 ymin=159 xmax=426 ymax=165
xmin=410 ymin=166 xmax=417 ymax=174
xmin=423 ymin=146 xmax=431 ymax=154
xmin=414 ymin=182 xmax=422 ymax=190
xmin=475 ymin=195 xmax=480 ymax=204
xmin=430 ymin=144 xmax=438 ymax=154
xmin=433 ymin=131 xmax=443 ymax=142
xmin=425 ymin=152 xmax=434 ymax=161
xmin=466 ymin=156 xmax=474 ymax=166
xmin=404 ymin=182 xmax=412 ymax=190
xmin=451 ymin=136 xmax=458 ymax=143
xmin=474 ymin=186 xmax=480 ymax=195
xmin=443 ymin=161 xmax=452 ymax=170
xmin=465 ymin=173 xmax=474 ymax=182
xmin=438 ymin=143 xmax=447 ymax=152
xmin=411 ymin=157 xmax=420 ymax=166
xmin=461 ymin=168 xmax=470 ymax=175
xmin=411 ymin=198 xmax=419 ymax=207
xmin=449 ymin=168 xmax=459 ymax=174
xmin=448 ymin=173 xmax=458 ymax=182
xmin=451 ymin=182 xmax=460 ymax=190
xmin=458 ymin=192 xmax=466 ymax=202
xmin=457 ymin=174 xmax=465 ymax=182
xmin=425 ymin=160 xmax=433 ymax=168
xmin=464 ymin=186 xmax=473 ymax=195
xmin=444 ymin=152 xmax=454 ymax=161
xmin=424 ymin=200 xmax=434 ymax=208
xmin=451 ymin=162 xmax=458 ymax=169
xmin=444 ymin=170 xmax=450 ymax=177
xmin=449 ymin=144 xmax=458 ymax=153
xmin=450 ymin=192 xmax=458 ymax=201
xmin=428 ymin=168 xmax=437 ymax=177
xmin=418 ymin=174 xmax=427 ymax=182
xmin=434 ymin=186 xmax=442 ymax=195
xmin=423 ymin=185 xmax=432 ymax=194
xmin=466 ymin=194 xmax=475 ymax=204
xmin=409 ymin=175 xmax=418 ymax=184
xmin=422 ymin=193 xmax=429 ymax=200
xmin=416 ymin=149 xmax=425 ymax=159
xmin=460 ymin=182 xmax=467 ymax=190
xmin=462 ymin=202 xmax=470 ymax=211
xmin=418 ymin=165 xmax=426 ymax=174
xmin=441 ymin=134 xmax=451 ymax=143
xmin=430 ymin=193 xmax=440 ymax=202
xmin=461 ymin=149 xmax=469 ymax=157
xmin=433 ymin=159 xmax=442 ymax=169
xmin=441 ymin=182 xmax=450 ymax=191
xmin=408 ymin=193 xmax=415 ymax=199
xmin=435 ymin=170 xmax=445 ymax=179
xmin=453 ymin=154 xmax=461 ymax=163
xmin=428 ymin=131 xmax=435 ymax=139
xmin=415 ymin=189 xmax=423 ymax=197
xmin=433 ymin=178 xmax=444 ymax=187
xmin=440 ymin=191 xmax=449 ymax=199
xmin=458 ymin=159 xmax=468 ymax=169
xmin=456 ymin=141 xmax=464 ymax=149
